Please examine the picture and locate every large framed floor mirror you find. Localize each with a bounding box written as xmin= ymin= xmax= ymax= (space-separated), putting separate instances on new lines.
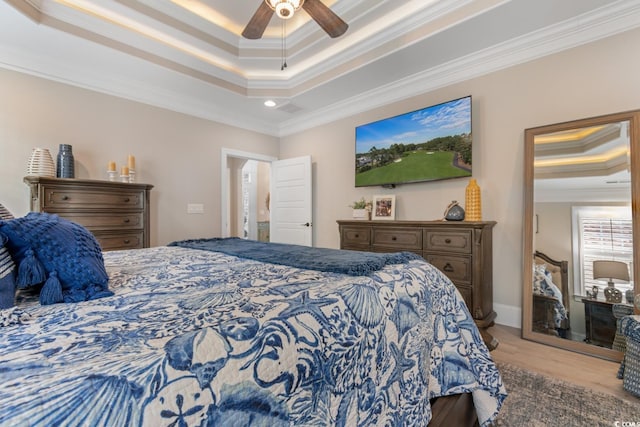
xmin=523 ymin=110 xmax=640 ymax=361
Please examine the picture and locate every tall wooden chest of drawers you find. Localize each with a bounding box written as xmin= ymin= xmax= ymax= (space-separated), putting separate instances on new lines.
xmin=24 ymin=177 xmax=153 ymax=251
xmin=337 ymin=219 xmax=498 ymax=349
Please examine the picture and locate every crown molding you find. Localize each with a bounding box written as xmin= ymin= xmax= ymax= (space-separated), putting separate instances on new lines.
xmin=277 ymin=0 xmax=640 ymax=137
xmin=259 ymin=0 xmax=477 ymax=92
xmin=535 ymin=187 xmax=631 ymax=203
xmin=0 ymin=43 xmax=280 ymax=135
xmin=246 ymin=0 xmax=502 ymax=92
xmin=3 ymin=0 xmax=640 ymax=138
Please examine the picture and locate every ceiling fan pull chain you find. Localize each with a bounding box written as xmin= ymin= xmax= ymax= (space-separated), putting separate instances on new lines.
xmin=281 ymin=20 xmax=288 ymax=70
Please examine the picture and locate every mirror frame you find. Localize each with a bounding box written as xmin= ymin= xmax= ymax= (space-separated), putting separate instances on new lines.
xmin=523 ymin=109 xmax=640 ymax=361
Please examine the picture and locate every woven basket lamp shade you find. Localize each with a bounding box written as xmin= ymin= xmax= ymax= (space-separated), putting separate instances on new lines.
xmin=465 ymin=178 xmax=482 ymax=221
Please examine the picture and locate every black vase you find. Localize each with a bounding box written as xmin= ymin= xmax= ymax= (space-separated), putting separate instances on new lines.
xmin=444 ymin=200 xmax=465 ymax=221
xmin=56 ymin=144 xmax=75 ymax=178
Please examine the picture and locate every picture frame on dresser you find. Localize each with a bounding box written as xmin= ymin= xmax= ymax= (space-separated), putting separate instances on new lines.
xmin=372 ymin=195 xmax=396 ymax=220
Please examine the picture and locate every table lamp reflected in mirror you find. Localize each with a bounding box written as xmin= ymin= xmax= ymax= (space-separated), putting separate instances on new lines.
xmin=593 ymin=260 xmax=629 ymax=303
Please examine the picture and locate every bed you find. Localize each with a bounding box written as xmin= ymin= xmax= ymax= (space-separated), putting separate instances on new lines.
xmin=532 ymin=250 xmax=570 ymax=337
xmin=0 ymin=214 xmax=506 ymax=426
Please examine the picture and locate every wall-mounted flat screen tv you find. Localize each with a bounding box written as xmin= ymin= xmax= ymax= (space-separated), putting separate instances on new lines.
xmin=355 ymin=95 xmax=472 ymax=187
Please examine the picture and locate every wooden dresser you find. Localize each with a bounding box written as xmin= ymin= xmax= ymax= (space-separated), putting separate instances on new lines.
xmin=337 ymin=219 xmax=498 ymax=349
xmin=24 ymin=176 xmax=153 ymax=251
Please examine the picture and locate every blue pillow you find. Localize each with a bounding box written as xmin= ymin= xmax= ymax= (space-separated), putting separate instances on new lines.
xmin=0 ymin=212 xmax=112 ymax=305
xmin=0 ymin=203 xmax=14 ymax=220
xmin=0 ymin=232 xmax=16 ymax=309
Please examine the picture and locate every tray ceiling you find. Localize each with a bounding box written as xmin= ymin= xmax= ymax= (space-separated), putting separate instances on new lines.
xmin=2 ymin=0 xmax=640 ymax=136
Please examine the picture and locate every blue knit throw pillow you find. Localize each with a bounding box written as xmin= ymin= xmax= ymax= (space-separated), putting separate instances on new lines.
xmin=0 ymin=203 xmax=14 ymax=220
xmin=0 ymin=212 xmax=112 ymax=305
xmin=0 ymin=232 xmax=16 ymax=309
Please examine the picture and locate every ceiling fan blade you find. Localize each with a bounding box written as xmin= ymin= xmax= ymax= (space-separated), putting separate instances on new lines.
xmin=242 ymin=2 xmax=274 ymax=39
xmin=302 ymin=0 xmax=348 ymax=38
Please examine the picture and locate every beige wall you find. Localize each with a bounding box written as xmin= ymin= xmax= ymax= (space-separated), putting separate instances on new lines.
xmin=534 ymin=202 xmax=573 ymax=275
xmin=0 ymin=69 xmax=279 ymax=245
xmin=2 ymin=27 xmax=640 ymax=327
xmin=280 ymin=27 xmax=640 ymax=327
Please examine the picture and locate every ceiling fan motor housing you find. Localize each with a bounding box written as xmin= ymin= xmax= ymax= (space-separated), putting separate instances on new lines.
xmin=267 ymin=0 xmax=304 ymax=20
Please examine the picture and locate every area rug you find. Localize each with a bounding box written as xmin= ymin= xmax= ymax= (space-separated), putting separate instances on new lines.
xmin=492 ymin=362 xmax=639 ymax=426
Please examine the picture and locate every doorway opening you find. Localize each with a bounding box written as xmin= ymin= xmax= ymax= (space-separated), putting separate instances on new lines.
xmin=239 ymin=159 xmax=271 ymax=241
xmin=222 ymin=149 xmax=313 ymax=246
xmin=221 ymin=149 xmax=277 ymax=240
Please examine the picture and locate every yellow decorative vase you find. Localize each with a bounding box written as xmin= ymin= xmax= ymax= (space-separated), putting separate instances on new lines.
xmin=465 ymin=178 xmax=482 ymax=221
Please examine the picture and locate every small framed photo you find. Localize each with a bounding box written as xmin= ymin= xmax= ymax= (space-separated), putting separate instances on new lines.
xmin=372 ymin=195 xmax=396 ymax=220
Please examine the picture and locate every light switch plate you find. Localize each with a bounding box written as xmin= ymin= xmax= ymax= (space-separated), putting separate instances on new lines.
xmin=187 ymin=203 xmax=204 ymax=214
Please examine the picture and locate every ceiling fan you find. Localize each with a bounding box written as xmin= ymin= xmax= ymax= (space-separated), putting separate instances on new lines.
xmin=242 ymin=0 xmax=348 ymax=39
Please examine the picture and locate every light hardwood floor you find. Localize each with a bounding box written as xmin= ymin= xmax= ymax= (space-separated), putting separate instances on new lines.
xmin=489 ymin=324 xmax=639 ymax=404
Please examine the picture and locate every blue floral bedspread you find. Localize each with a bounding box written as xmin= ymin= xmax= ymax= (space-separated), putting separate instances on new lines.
xmin=0 ymin=246 xmax=506 ymax=426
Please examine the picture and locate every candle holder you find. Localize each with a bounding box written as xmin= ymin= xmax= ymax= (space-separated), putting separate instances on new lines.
xmin=107 ymin=170 xmax=117 ymax=182
xmin=120 ymin=174 xmax=129 ymax=183
xmin=127 ymin=155 xmax=136 ymax=183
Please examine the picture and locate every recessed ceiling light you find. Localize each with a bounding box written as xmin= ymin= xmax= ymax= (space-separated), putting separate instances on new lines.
xmin=264 ymin=100 xmax=276 ymax=107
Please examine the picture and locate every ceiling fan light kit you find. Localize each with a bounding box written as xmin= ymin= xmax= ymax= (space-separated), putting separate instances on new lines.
xmin=267 ymin=0 xmax=304 ymax=19
xmin=243 ymin=0 xmax=348 ymax=40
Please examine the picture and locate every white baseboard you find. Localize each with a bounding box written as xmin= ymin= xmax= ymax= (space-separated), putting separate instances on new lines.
xmin=493 ymin=303 xmax=521 ymax=329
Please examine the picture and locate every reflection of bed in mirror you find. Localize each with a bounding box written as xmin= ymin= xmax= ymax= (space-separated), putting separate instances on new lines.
xmin=533 ymin=251 xmax=570 ymax=337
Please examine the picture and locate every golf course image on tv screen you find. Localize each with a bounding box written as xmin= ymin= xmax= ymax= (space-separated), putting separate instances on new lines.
xmin=355 ymin=96 xmax=471 ymax=187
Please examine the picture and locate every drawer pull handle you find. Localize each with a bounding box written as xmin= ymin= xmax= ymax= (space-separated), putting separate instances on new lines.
xmin=62 ymin=195 xmax=69 ymax=201
xmin=354 ymin=234 xmax=359 ymax=238
xmin=391 ymin=236 xmax=397 ymax=241
xmin=123 ymin=218 xmax=130 ymax=223
xmin=123 ymin=239 xmax=131 ymax=244
xmin=443 ymin=262 xmax=454 ymax=273
xmin=445 ymin=238 xmax=451 ymax=244
xmin=124 ymin=197 xmax=130 ymax=203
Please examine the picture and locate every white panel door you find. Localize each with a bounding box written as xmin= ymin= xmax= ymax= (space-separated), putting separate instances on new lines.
xmin=270 ymin=155 xmax=312 ymax=246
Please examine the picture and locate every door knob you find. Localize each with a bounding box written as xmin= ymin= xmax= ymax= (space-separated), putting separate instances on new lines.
xmin=301 ymin=222 xmax=311 ymax=227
